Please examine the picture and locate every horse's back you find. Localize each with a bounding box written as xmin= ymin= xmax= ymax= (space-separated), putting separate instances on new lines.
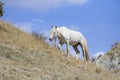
xmin=59 ymin=26 xmax=86 ymax=41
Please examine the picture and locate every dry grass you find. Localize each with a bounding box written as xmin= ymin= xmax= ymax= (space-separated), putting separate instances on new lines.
xmin=0 ymin=20 xmax=120 ymax=80
xmin=0 ymin=20 xmax=48 ymax=50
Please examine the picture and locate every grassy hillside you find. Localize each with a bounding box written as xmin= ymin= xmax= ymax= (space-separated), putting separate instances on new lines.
xmin=0 ymin=20 xmax=120 ymax=80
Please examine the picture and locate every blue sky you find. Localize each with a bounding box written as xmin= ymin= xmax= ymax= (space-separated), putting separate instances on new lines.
xmin=2 ymin=0 xmax=120 ymax=58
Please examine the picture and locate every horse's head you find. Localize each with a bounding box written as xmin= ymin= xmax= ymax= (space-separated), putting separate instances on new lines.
xmin=49 ymin=26 xmax=58 ymax=41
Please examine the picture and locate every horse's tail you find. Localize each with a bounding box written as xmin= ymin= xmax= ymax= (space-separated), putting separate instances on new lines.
xmin=84 ymin=40 xmax=89 ymax=61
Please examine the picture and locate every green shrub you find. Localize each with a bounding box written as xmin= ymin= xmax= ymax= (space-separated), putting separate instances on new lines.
xmin=0 ymin=1 xmax=4 ymax=17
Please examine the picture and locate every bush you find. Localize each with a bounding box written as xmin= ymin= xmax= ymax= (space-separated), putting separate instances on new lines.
xmin=0 ymin=1 xmax=4 ymax=17
xmin=31 ymin=31 xmax=47 ymax=41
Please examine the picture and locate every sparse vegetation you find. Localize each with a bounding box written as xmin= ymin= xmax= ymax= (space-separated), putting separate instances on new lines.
xmin=31 ymin=31 xmax=47 ymax=41
xmin=0 ymin=20 xmax=120 ymax=80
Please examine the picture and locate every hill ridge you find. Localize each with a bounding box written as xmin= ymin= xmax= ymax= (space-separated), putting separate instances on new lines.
xmin=0 ymin=20 xmax=119 ymax=80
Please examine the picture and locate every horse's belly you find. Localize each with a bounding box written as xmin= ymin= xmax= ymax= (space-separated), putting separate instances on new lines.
xmin=69 ymin=41 xmax=78 ymax=46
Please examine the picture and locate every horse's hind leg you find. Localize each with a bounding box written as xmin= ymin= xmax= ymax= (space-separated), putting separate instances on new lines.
xmin=73 ymin=45 xmax=80 ymax=60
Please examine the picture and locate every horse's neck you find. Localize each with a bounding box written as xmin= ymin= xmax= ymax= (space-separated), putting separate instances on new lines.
xmin=57 ymin=27 xmax=67 ymax=34
xmin=56 ymin=27 xmax=67 ymax=41
xmin=56 ymin=28 xmax=63 ymax=37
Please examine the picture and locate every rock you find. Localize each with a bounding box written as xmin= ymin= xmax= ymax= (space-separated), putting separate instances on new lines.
xmin=96 ymin=43 xmax=120 ymax=73
xmin=96 ymin=54 xmax=120 ymax=72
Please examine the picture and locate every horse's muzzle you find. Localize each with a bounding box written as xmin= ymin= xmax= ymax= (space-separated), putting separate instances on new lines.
xmin=49 ymin=38 xmax=53 ymax=41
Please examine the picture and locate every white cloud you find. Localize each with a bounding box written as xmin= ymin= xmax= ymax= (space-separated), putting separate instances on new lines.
xmin=93 ymin=51 xmax=105 ymax=58
xmin=5 ymin=0 xmax=88 ymax=11
xmin=13 ymin=18 xmax=46 ymax=33
xmin=15 ymin=22 xmax=33 ymax=33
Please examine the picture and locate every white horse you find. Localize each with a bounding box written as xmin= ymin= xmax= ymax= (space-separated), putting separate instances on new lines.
xmin=49 ymin=26 xmax=89 ymax=61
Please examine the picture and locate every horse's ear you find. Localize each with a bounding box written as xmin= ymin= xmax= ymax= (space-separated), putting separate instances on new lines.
xmin=55 ymin=26 xmax=57 ymax=29
xmin=51 ymin=26 xmax=53 ymax=28
xmin=51 ymin=26 xmax=57 ymax=29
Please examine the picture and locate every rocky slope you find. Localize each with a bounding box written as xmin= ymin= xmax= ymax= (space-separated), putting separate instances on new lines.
xmin=0 ymin=20 xmax=120 ymax=80
xmin=96 ymin=42 xmax=120 ymax=73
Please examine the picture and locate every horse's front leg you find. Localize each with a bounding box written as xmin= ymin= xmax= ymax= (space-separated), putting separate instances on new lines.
xmin=66 ymin=40 xmax=70 ymax=57
xmin=54 ymin=37 xmax=57 ymax=48
xmin=57 ymin=41 xmax=63 ymax=53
